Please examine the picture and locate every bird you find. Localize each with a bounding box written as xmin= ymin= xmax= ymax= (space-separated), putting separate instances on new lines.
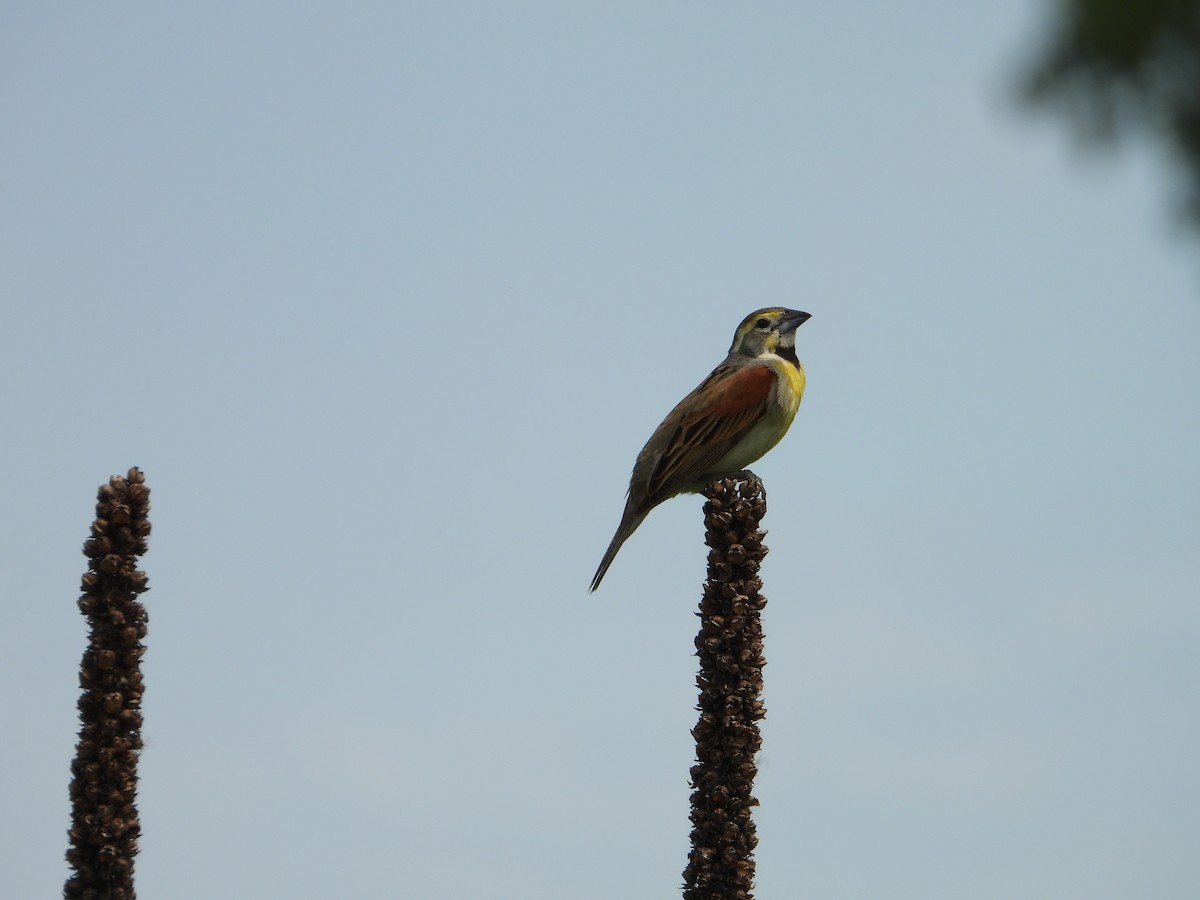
xmin=590 ymin=307 xmax=810 ymax=591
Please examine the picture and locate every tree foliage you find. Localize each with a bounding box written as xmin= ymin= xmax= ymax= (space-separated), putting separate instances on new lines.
xmin=1023 ymin=0 xmax=1200 ymax=221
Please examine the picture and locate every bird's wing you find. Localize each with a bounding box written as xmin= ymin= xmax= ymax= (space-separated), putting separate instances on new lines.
xmin=645 ymin=363 xmax=775 ymax=501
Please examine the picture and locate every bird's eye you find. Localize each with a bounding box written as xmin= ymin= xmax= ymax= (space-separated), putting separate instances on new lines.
xmin=755 ymin=317 xmax=770 ymax=329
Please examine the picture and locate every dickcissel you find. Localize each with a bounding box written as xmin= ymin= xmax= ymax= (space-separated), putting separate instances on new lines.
xmin=590 ymin=307 xmax=811 ymax=591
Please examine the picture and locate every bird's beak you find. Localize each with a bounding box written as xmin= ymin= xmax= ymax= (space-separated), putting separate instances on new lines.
xmin=780 ymin=310 xmax=811 ymax=333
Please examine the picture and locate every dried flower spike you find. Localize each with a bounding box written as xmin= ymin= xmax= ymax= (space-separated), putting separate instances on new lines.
xmin=683 ymin=472 xmax=770 ymax=900
xmin=65 ymin=468 xmax=151 ymax=900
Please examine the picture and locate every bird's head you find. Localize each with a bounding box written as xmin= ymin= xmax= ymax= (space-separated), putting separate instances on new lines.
xmin=729 ymin=307 xmax=811 ymax=361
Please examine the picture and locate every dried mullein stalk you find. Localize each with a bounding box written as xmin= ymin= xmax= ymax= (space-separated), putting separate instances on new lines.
xmin=683 ymin=473 xmax=769 ymax=900
xmin=65 ymin=468 xmax=152 ymax=900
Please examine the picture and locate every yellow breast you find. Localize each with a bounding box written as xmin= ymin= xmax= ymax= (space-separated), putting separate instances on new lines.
xmin=773 ymin=357 xmax=806 ymax=417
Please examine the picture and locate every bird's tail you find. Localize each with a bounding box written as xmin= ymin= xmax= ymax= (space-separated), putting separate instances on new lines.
xmin=589 ymin=509 xmax=648 ymax=592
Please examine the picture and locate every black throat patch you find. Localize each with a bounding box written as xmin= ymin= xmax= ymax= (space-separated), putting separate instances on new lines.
xmin=777 ymin=344 xmax=800 ymax=369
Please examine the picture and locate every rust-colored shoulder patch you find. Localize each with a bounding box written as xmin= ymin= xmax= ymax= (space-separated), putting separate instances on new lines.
xmin=699 ymin=365 xmax=775 ymax=418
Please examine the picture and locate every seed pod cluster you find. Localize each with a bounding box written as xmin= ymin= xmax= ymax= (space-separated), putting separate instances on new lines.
xmin=65 ymin=468 xmax=151 ymax=900
xmin=682 ymin=473 xmax=769 ymax=900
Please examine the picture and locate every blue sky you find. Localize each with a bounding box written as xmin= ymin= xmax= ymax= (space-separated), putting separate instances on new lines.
xmin=3 ymin=3 xmax=1198 ymax=898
